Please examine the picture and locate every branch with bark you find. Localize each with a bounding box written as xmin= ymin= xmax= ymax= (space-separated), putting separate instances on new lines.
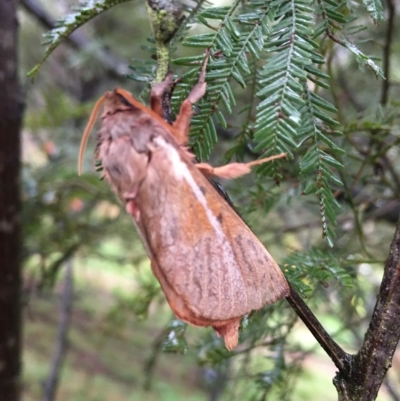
xmin=0 ymin=1 xmax=23 ymax=401
xmin=334 ymin=216 xmax=400 ymax=399
xmin=287 ymin=216 xmax=400 ymax=400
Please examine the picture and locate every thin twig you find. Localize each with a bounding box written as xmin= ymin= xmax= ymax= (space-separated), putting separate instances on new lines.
xmin=143 ymin=319 xmax=174 ymax=391
xmin=340 ymin=172 xmax=373 ymax=258
xmin=285 ymin=284 xmax=351 ymax=374
xmin=381 ymin=0 xmax=395 ymax=105
xmin=337 ymin=67 xmax=364 ymax=112
xmin=43 ymin=259 xmax=74 ymax=401
xmin=381 ymin=154 xmax=400 ymax=197
xmin=20 ymin=0 xmax=127 ymax=80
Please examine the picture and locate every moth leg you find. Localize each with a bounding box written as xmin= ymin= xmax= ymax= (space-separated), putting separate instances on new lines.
xmin=125 ymin=199 xmax=140 ymax=221
xmin=123 ymin=186 xmax=141 ymax=221
xmin=172 ymin=50 xmax=210 ymax=145
xmin=150 ymin=74 xmax=174 ymax=118
xmin=196 ymin=153 xmax=287 ymax=179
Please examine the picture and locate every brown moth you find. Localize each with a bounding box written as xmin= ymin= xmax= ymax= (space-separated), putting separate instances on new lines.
xmin=78 ymin=55 xmax=290 ymax=350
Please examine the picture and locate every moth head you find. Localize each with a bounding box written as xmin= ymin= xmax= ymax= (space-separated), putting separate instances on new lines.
xmin=78 ymin=88 xmax=142 ymax=175
xmin=101 ymin=89 xmax=137 ymax=117
xmin=78 ymin=87 xmax=181 ymax=176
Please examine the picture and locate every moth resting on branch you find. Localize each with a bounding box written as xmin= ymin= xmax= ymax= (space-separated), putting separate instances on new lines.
xmin=78 ymin=54 xmax=289 ymax=350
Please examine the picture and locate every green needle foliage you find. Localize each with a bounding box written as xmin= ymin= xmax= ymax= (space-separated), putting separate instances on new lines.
xmin=27 ymin=0 xmax=135 ymax=79
xmin=362 ymin=0 xmax=384 ymax=24
xmin=171 ymin=0 xmax=345 ymax=243
xmin=174 ymin=0 xmax=274 ymax=160
xmin=284 ymin=248 xmax=353 ymax=296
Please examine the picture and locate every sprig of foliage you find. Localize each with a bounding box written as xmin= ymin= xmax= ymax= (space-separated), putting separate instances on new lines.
xmin=27 ymin=0 xmax=134 ymax=79
xmin=284 ymin=248 xmax=354 ymax=296
xmin=342 ymin=40 xmax=384 ymax=78
xmin=162 ymin=320 xmax=188 ymax=353
xmin=172 ymin=0 xmax=276 ymax=159
xmin=169 ymin=0 xmax=213 ymax=50
xmin=249 ymin=0 xmax=344 ymax=241
xmin=362 ymin=0 xmax=384 ymax=24
xmin=254 ymin=0 xmax=315 ymax=179
xmin=315 ymin=0 xmax=384 ymax=78
xmin=298 ymin=82 xmax=344 ymax=246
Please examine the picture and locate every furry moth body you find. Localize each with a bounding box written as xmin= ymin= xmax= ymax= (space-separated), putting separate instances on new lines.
xmin=79 ymin=58 xmax=290 ymax=350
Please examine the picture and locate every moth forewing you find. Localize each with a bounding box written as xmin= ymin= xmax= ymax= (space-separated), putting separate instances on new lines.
xmin=134 ymin=136 xmax=289 ymax=320
xmin=102 ymin=123 xmax=289 ymax=348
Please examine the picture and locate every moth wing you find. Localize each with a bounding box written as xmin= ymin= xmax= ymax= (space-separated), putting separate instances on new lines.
xmin=150 ymin=256 xmax=242 ymax=350
xmin=137 ymin=136 xmax=289 ymax=322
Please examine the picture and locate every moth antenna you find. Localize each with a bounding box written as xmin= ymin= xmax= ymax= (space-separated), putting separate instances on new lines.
xmin=115 ymin=88 xmax=186 ymax=141
xmin=78 ymin=95 xmax=106 ymax=175
xmin=115 ymin=88 xmax=143 ymax=108
xmin=115 ymin=88 xmax=171 ymax=121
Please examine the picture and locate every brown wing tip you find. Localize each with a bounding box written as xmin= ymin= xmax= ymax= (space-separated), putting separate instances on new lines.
xmin=269 ymin=281 xmax=291 ymax=304
xmin=278 ymin=280 xmax=291 ymax=299
xmin=213 ymin=319 xmax=241 ymax=351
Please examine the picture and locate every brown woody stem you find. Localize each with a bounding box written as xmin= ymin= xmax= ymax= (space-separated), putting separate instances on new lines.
xmin=285 ymin=284 xmax=351 ymax=373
